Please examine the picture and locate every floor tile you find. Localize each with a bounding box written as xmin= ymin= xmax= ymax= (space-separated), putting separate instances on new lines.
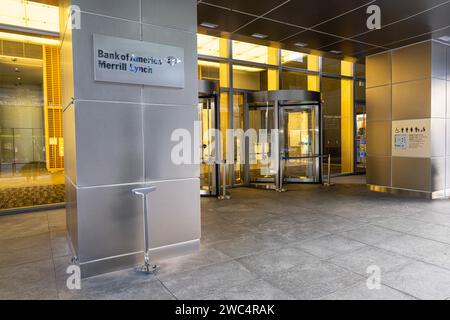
xmin=199 ymin=279 xmax=294 ymax=300
xmin=269 ymin=260 xmax=363 ymax=300
xmin=322 ymin=281 xmax=415 ymax=300
xmin=338 ymin=224 xmax=403 ymax=245
xmin=329 ymin=246 xmax=412 ymax=276
xmin=383 ymin=261 xmax=450 ymax=300
xmin=212 ymin=233 xmax=286 ymax=258
xmin=159 ymin=261 xmax=258 ymax=299
xmin=237 ymin=247 xmax=320 ymax=277
xmin=296 ymin=234 xmax=367 ymax=259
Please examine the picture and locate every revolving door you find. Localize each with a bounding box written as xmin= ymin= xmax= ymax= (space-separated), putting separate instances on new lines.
xmin=198 ymin=80 xmax=220 ymax=196
xmin=246 ymin=90 xmax=322 ymax=190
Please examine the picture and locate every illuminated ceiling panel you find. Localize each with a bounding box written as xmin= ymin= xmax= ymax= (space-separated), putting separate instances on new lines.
xmin=232 ymin=40 xmax=269 ymax=64
xmin=281 ymin=49 xmax=305 ymax=65
xmin=197 ymin=34 xmax=221 ymax=57
xmin=0 ymin=0 xmax=59 ymax=34
xmin=0 ymin=31 xmax=59 ymax=45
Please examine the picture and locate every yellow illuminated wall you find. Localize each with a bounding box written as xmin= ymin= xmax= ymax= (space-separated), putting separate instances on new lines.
xmin=307 ymin=55 xmax=320 ymax=92
xmin=341 ymin=61 xmax=354 ymax=174
xmin=43 ymin=45 xmax=64 ymax=171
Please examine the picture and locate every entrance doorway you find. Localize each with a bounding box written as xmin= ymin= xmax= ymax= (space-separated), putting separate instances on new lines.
xmin=246 ymin=90 xmax=322 ymax=191
xmin=198 ymin=80 xmax=220 ymax=196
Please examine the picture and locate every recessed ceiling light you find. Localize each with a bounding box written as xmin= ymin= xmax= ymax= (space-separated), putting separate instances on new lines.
xmin=438 ymin=35 xmax=450 ymax=42
xmin=294 ymin=42 xmax=308 ymax=47
xmin=200 ymin=22 xmax=219 ymax=29
xmin=251 ymin=33 xmax=268 ymax=39
xmin=329 ymin=50 xmax=342 ymax=54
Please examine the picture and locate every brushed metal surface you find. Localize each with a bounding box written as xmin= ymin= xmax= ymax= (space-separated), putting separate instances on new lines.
xmin=72 ymin=12 xmax=142 ymax=103
xmin=366 ymin=85 xmax=391 ymax=122
xmin=366 ymin=121 xmax=391 ymax=156
xmin=447 ymin=158 xmax=450 ymax=189
xmin=448 ymin=119 xmax=450 ymax=156
xmin=392 ymin=157 xmax=431 ymax=192
xmin=431 ymin=78 xmax=447 ymax=118
xmin=65 ymin=177 xmax=78 ymax=256
xmin=431 ymin=118 xmax=446 ymax=158
xmin=76 ymin=178 xmax=200 ymax=263
xmin=75 ymin=101 xmax=144 ymax=187
xmin=141 ymin=24 xmax=198 ymax=106
xmin=366 ymin=156 xmax=391 ymax=187
xmin=63 ymin=103 xmax=77 ymax=184
xmin=392 ymin=41 xmax=431 ymax=84
xmin=144 ymin=105 xmax=199 ymax=181
xmin=432 ymin=41 xmax=448 ymax=81
xmin=71 ymin=0 xmax=141 ymax=22
xmin=447 ymin=81 xmax=450 ymax=118
xmin=366 ymin=52 xmax=391 ymax=88
xmin=431 ymin=157 xmax=446 ymax=192
xmin=141 ymin=0 xmax=197 ymax=33
xmin=392 ymin=79 xmax=431 ymax=120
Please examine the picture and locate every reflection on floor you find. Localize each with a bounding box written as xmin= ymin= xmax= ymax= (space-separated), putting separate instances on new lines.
xmin=0 ymin=163 xmax=65 ymax=210
xmin=0 ymin=163 xmax=64 ymax=188
xmin=2 ymin=182 xmax=450 ymax=300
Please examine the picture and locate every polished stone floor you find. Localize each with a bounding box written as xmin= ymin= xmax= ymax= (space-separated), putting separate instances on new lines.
xmin=2 ymin=177 xmax=450 ymax=300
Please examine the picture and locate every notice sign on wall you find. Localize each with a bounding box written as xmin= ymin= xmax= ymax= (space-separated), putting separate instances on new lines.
xmin=93 ymin=34 xmax=185 ymax=88
xmin=392 ymin=118 xmax=431 ymax=158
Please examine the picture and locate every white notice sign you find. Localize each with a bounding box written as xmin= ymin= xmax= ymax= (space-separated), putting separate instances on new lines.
xmin=392 ymin=119 xmax=431 ymax=158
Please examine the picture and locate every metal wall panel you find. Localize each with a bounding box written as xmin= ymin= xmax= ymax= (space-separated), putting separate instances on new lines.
xmin=76 ymin=178 xmax=200 ymax=262
xmin=71 ymin=0 xmax=141 ymax=22
xmin=432 ymin=41 xmax=448 ymax=81
xmin=392 ymin=157 xmax=431 ymax=192
xmin=145 ymin=179 xmax=201 ymax=248
xmin=65 ymin=177 xmax=78 ymax=255
xmin=431 ymin=157 xmax=446 ymax=192
xmin=141 ymin=0 xmax=197 ymax=33
xmin=141 ymin=24 xmax=198 ymax=106
xmin=447 ymin=81 xmax=450 ymax=118
xmin=63 ymin=103 xmax=77 ymax=184
xmin=447 ymin=119 xmax=450 ymax=156
xmin=366 ymin=121 xmax=391 ymax=156
xmin=431 ymin=118 xmax=446 ymax=158
xmin=392 ymin=41 xmax=431 ymax=84
xmin=75 ymin=101 xmax=144 ymax=187
xmin=366 ymin=156 xmax=391 ymax=187
xmin=366 ymin=52 xmax=391 ymax=88
xmin=366 ymin=85 xmax=391 ymax=122
xmin=77 ymin=183 xmax=145 ymax=262
xmin=144 ymin=105 xmax=199 ymax=181
xmin=447 ymin=158 xmax=450 ymax=189
xmin=431 ymin=78 xmax=447 ymax=118
xmin=72 ymin=12 xmax=142 ymax=103
xmin=392 ymin=79 xmax=431 ymax=120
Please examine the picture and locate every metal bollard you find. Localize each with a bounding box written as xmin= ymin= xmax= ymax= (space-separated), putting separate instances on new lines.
xmin=323 ymin=154 xmax=334 ymax=187
xmin=132 ymin=186 xmax=157 ymax=274
xmin=218 ymin=161 xmax=231 ymax=200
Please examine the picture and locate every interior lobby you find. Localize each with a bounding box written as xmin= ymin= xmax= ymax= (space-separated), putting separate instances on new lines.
xmin=0 ymin=0 xmax=450 ymax=301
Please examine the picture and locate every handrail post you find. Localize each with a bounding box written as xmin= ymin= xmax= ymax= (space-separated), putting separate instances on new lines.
xmin=323 ymin=154 xmax=334 ymax=187
xmin=218 ymin=160 xmax=231 ymax=200
xmin=132 ymin=186 xmax=157 ymax=273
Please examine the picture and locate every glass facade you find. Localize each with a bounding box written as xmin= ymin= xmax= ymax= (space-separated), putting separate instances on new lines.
xmin=0 ymin=38 xmax=64 ymax=210
xmin=197 ymin=33 xmax=365 ymax=185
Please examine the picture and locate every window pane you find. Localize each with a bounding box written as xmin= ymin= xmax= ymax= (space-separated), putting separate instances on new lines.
xmin=197 ymin=34 xmax=228 ymax=58
xmin=355 ymin=63 xmax=365 ymax=78
xmin=281 ymin=50 xmax=321 ymax=71
xmin=322 ymin=77 xmax=342 ymax=175
xmin=232 ymin=65 xmax=270 ymax=91
xmin=322 ymin=57 xmax=341 ymax=75
xmin=281 ymin=71 xmax=308 ymax=90
xmin=198 ymin=60 xmax=229 ymax=88
xmin=232 ymin=40 xmax=278 ymax=65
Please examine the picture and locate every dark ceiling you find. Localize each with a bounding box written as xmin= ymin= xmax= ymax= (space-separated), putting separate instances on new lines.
xmin=197 ymin=0 xmax=450 ymax=61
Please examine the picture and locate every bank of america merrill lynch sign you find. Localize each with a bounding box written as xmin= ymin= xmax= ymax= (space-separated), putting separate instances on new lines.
xmin=93 ymin=34 xmax=185 ymax=88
